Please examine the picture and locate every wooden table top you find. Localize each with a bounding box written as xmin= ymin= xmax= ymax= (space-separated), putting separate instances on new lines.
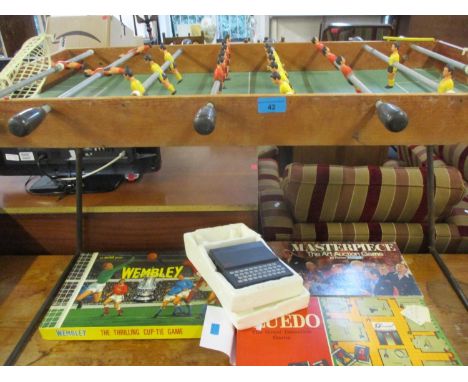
xmin=0 ymin=253 xmax=466 ymax=366
xmin=0 ymin=146 xmax=258 ymax=214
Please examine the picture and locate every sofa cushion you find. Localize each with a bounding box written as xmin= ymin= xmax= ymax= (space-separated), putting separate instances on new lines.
xmin=282 ymin=164 xmax=465 ymax=224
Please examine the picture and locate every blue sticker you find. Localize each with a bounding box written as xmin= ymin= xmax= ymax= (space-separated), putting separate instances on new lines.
xmin=258 ymin=97 xmax=287 ymax=113
xmin=210 ymin=323 xmax=220 ymax=335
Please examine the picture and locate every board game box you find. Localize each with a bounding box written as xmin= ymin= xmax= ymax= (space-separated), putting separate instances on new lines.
xmin=320 ymin=296 xmax=462 ymax=366
xmin=269 ymin=242 xmax=422 ymax=297
xmin=236 ymin=296 xmax=462 ymax=366
xmin=236 ymin=297 xmax=332 ymax=366
xmin=39 ymin=251 xmax=218 ymax=340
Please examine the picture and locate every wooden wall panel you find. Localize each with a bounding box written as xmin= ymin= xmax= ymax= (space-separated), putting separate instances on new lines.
xmin=398 ymin=16 xmax=468 ymax=48
xmin=0 ymin=211 xmax=257 ymax=255
xmin=0 ymin=16 xmax=37 ymax=57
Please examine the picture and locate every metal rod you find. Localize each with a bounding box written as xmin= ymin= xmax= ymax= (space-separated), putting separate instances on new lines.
xmin=429 ymin=248 xmax=468 ymax=310
xmin=363 ymin=44 xmax=448 ymax=92
xmin=410 ymin=44 xmax=468 ymax=74
xmin=58 ymin=48 xmax=141 ymax=99
xmin=383 ymin=36 xmax=435 ymax=42
xmin=75 ymin=148 xmax=84 ymax=254
xmin=425 ymin=145 xmax=468 ymax=310
xmin=142 ymin=49 xmax=183 ymax=90
xmin=345 ymin=73 xmax=372 ymax=94
xmin=426 ymin=145 xmax=436 ymax=251
xmin=314 ymin=43 xmax=372 ymax=94
xmin=438 ymin=40 xmax=466 ymax=52
xmin=0 ymin=49 xmax=94 ymax=98
xmin=210 ymin=80 xmax=221 ymax=95
xmin=3 ymin=253 xmax=81 ymax=365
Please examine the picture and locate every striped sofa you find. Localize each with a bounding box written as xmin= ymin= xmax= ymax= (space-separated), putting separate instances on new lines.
xmin=259 ymin=158 xmax=467 ymax=253
xmin=390 ymin=144 xmax=468 ymax=245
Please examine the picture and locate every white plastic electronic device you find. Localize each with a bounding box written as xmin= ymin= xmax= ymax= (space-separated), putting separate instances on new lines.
xmin=183 ymin=223 xmax=310 ymax=329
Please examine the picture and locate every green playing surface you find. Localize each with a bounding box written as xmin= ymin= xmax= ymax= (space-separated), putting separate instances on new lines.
xmin=61 ymin=304 xmax=205 ymax=327
xmin=40 ymin=68 xmax=468 ymax=98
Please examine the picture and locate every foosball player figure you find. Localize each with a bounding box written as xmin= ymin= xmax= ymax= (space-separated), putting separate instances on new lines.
xmin=123 ymin=66 xmax=146 ymax=96
xmin=55 ymin=61 xmax=84 ymax=71
xmin=437 ymin=65 xmax=455 ymax=93
xmin=160 ymin=44 xmax=183 ymax=83
xmin=269 ymin=52 xmax=287 ymax=76
xmin=335 ymin=55 xmax=362 ymax=93
xmin=269 ymin=61 xmax=290 ymax=84
xmin=222 ymin=40 xmax=231 ymax=60
xmin=214 ymin=58 xmax=226 ymax=91
xmin=385 ymin=42 xmax=400 ymax=89
xmin=102 ymin=279 xmax=128 ymax=316
xmin=143 ymin=54 xmax=177 ymax=95
xmin=312 ymin=36 xmax=325 ymax=52
xmin=271 ymin=71 xmax=295 ymax=95
xmin=322 ymin=46 xmax=337 ymax=65
xmin=218 ymin=53 xmax=230 ymax=81
xmin=103 ymin=67 xmax=125 ymax=76
xmin=225 ymin=33 xmax=231 ymax=51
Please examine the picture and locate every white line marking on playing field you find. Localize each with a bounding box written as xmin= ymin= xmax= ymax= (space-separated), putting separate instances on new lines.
xmin=94 ymin=86 xmax=110 ymax=97
xmin=395 ymin=82 xmax=409 ymax=93
xmin=248 ymin=72 xmax=251 ymax=94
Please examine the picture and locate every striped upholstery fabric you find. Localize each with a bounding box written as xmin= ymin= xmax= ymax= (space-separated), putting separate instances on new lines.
xmin=382 ymin=159 xmax=404 ymax=168
xmin=259 ymin=159 xmax=293 ymax=240
xmin=258 ymin=158 xmax=281 ymax=191
xmin=447 ymin=187 xmax=468 ymax=229
xmin=437 ymin=144 xmax=468 ymax=182
xmin=397 ymin=145 xmax=447 ymax=168
xmin=258 ymin=159 xmax=468 ymax=253
xmin=293 ymin=222 xmax=467 ymax=253
xmin=282 ymin=164 xmax=465 ymax=224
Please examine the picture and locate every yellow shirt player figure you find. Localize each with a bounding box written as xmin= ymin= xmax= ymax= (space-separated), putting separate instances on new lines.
xmin=386 ymin=42 xmax=400 ymax=89
xmin=123 ymin=66 xmax=145 ymax=96
xmin=271 ymin=71 xmax=295 ymax=95
xmin=437 ymin=65 xmax=455 ymax=94
xmin=160 ymin=44 xmax=183 ymax=83
xmin=269 ymin=61 xmax=290 ymax=84
xmin=143 ymin=54 xmax=177 ymax=95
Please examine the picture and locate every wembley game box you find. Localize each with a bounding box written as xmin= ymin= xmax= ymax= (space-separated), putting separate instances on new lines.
xmin=39 ymin=251 xmax=217 ymax=340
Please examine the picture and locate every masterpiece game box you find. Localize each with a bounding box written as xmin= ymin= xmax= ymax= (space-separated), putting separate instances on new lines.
xmin=269 ymin=242 xmax=422 ymax=297
xmin=39 ymin=251 xmax=216 ymax=340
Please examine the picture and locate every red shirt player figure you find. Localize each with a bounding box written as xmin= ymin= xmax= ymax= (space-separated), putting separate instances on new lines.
xmin=335 ymin=55 xmax=362 ymax=93
xmin=312 ymin=37 xmax=324 ymax=52
xmin=222 ymin=41 xmax=230 ymax=61
xmin=322 ymin=46 xmax=337 ymax=65
xmin=102 ymin=278 xmax=128 ymax=316
xmin=214 ymin=58 xmax=226 ymax=92
xmin=218 ymin=53 xmax=229 ymax=81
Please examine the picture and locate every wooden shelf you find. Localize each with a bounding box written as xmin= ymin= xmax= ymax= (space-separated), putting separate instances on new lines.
xmin=0 ymin=147 xmax=258 ymax=254
xmin=0 ymin=253 xmax=466 ymax=365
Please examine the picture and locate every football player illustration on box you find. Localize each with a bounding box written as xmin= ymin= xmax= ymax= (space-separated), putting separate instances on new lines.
xmin=152 ymin=275 xmax=194 ymax=318
xmin=102 ymin=278 xmax=128 ymax=316
xmin=75 ymin=256 xmax=135 ymax=308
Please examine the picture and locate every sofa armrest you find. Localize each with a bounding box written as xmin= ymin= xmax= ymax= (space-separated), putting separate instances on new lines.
xmin=258 ymin=158 xmax=281 ymax=191
xmin=259 ymin=188 xmax=294 ymax=241
xmin=397 ymin=145 xmax=446 ymax=167
xmin=446 ymin=186 xmax=468 ymax=228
